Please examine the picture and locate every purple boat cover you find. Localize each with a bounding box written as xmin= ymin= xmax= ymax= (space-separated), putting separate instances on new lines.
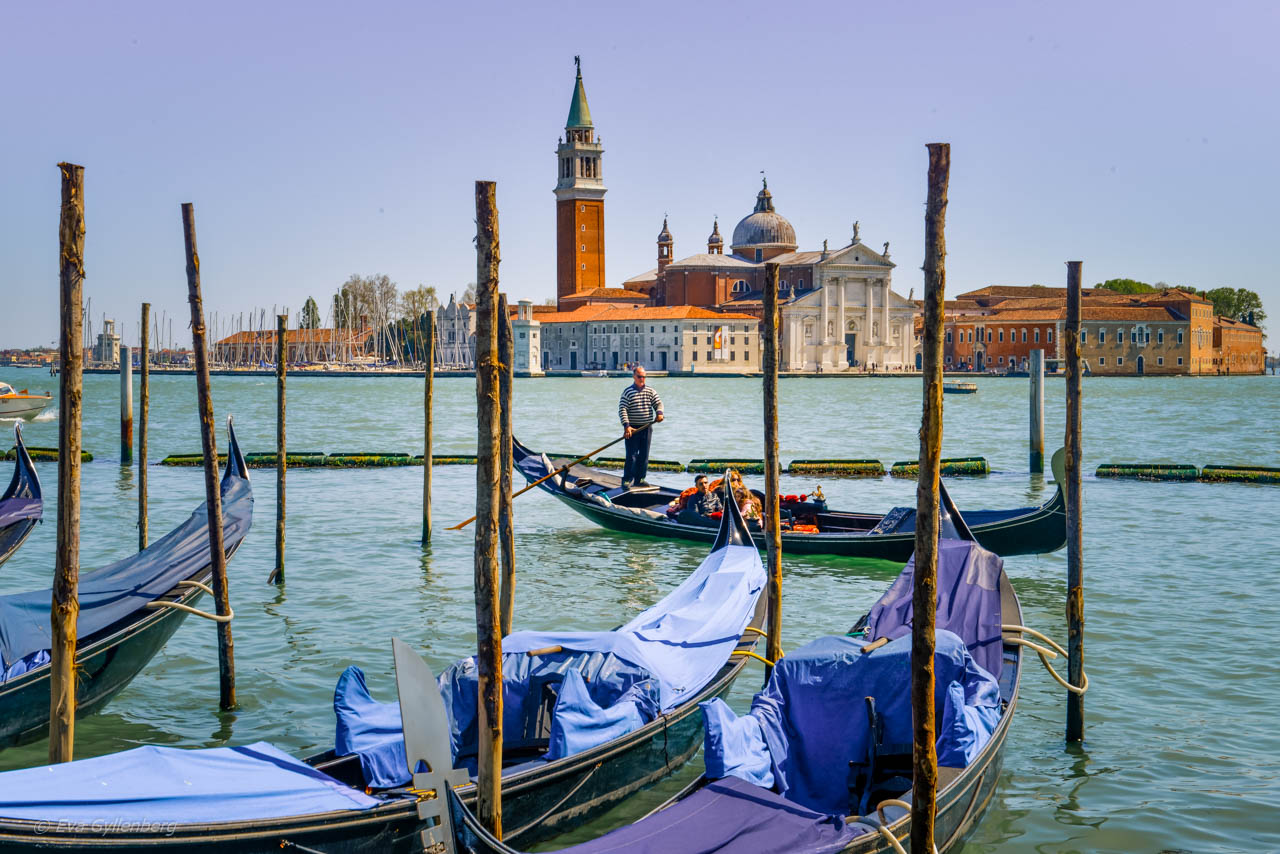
xmin=866 ymin=537 xmax=1004 ymax=678
xmin=552 ymin=775 xmax=866 ymax=854
xmin=0 ymin=497 xmax=40 ymax=530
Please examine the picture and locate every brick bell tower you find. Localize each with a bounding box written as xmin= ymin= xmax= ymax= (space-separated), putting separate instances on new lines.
xmin=556 ymin=57 xmax=606 ymax=309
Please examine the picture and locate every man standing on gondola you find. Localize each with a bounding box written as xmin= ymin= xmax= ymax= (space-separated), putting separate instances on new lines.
xmin=618 ymin=366 xmax=664 ymax=488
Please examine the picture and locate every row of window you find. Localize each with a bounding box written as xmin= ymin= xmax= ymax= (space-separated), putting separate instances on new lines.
xmin=1079 ymin=328 xmax=1183 ymax=345
xmin=946 ymin=328 xmax=1054 ymax=344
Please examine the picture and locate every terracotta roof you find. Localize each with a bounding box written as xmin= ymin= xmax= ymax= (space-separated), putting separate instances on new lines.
xmin=561 ymin=287 xmax=648 ymax=300
xmin=1214 ymin=315 xmax=1262 ymax=330
xmin=215 ymin=328 xmax=371 ymax=345
xmin=537 ymin=305 xmax=757 ymax=325
xmin=666 ymin=253 xmax=757 ymax=269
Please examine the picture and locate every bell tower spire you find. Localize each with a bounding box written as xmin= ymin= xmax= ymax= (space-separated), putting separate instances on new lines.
xmin=556 ymin=57 xmax=607 ymax=309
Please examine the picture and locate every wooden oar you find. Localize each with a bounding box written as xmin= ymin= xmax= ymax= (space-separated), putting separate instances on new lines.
xmin=448 ymin=422 xmax=652 ymax=531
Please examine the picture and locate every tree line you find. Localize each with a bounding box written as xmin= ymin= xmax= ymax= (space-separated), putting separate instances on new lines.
xmin=1094 ymin=278 xmax=1267 ymax=331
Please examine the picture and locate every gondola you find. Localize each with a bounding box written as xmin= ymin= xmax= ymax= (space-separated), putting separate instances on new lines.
xmin=514 ymin=436 xmax=1066 ymax=561
xmin=443 ymin=482 xmax=1023 ymax=854
xmin=0 ymin=479 xmax=766 ymax=852
xmin=0 ymin=426 xmax=41 ymax=570
xmin=0 ymin=418 xmax=253 ymax=748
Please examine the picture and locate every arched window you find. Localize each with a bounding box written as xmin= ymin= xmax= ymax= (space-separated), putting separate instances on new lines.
xmin=732 ymin=280 xmax=749 ymax=294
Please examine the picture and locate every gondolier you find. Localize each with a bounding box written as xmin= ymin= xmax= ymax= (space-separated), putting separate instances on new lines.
xmin=618 ymin=366 xmax=663 ymax=488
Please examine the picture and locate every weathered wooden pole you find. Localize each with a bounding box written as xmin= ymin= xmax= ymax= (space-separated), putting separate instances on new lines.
xmin=182 ymin=202 xmax=236 ymax=711
xmin=119 ymin=345 xmax=133 ymax=464
xmin=50 ymin=161 xmax=85 ymax=764
xmin=473 ymin=180 xmax=503 ymax=838
xmin=139 ymin=303 xmax=150 ymax=549
xmin=762 ymin=262 xmax=783 ymax=682
xmin=911 ymin=142 xmax=949 ymax=854
xmin=1029 ymin=348 xmax=1044 ymax=473
xmin=422 ymin=309 xmax=435 ymax=543
xmin=497 ymin=292 xmax=516 ymax=638
xmin=1064 ymin=261 xmax=1085 ymax=742
xmin=270 ymin=314 xmax=287 ymax=584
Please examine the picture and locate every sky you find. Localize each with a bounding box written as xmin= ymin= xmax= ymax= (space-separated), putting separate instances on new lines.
xmin=1 ymin=0 xmax=1277 ymax=349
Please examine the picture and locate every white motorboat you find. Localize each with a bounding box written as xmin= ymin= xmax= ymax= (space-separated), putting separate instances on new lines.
xmin=0 ymin=383 xmax=52 ymax=419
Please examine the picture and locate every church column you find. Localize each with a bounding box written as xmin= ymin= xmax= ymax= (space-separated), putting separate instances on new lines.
xmin=882 ymin=281 xmax=890 ymax=352
xmin=820 ymin=284 xmax=830 ymax=343
xmin=865 ymin=282 xmax=874 ymax=365
xmin=837 ymin=279 xmax=848 ymax=368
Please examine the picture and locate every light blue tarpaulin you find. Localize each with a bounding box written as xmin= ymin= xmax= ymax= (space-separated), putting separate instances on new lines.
xmin=0 ymin=473 xmax=253 ymax=670
xmin=704 ymin=630 xmax=1001 ymax=816
xmin=334 ymin=539 xmax=763 ymax=787
xmin=0 ymin=741 xmax=379 ymax=824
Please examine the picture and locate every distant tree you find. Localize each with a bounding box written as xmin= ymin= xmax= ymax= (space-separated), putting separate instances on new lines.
xmin=400 ymin=285 xmax=439 ymax=319
xmin=1095 ymin=278 xmax=1157 ymax=294
xmin=542 ymin=297 xmax=556 ymax=306
xmin=334 ymin=274 xmax=398 ymax=328
xmin=1198 ymin=286 xmax=1267 ymax=329
xmin=299 ymin=297 xmax=321 ymax=329
xmin=462 ymin=282 xmax=477 ymax=305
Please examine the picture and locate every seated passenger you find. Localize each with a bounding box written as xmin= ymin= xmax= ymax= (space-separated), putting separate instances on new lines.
xmin=734 ymin=485 xmax=763 ymax=523
xmin=688 ymin=475 xmax=722 ymax=517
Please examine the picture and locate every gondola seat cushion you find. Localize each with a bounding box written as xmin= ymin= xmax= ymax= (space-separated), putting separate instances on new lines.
xmin=704 ymin=630 xmax=1000 ymax=816
xmin=546 ymin=669 xmax=655 ymax=760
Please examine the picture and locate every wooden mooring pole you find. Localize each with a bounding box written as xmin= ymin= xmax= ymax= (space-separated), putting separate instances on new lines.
xmin=50 ymin=161 xmax=85 ymax=764
xmin=270 ymin=314 xmax=287 ymax=584
xmin=119 ymin=344 xmax=133 ymax=464
xmin=473 ymin=180 xmax=503 ymax=839
xmin=762 ymin=262 xmax=783 ymax=682
xmin=422 ymin=309 xmax=435 ymax=543
xmin=497 ymin=292 xmax=515 ymax=638
xmin=911 ymin=142 xmax=950 ymax=854
xmin=1064 ymin=262 xmax=1085 ymax=742
xmin=1029 ymin=347 xmax=1044 ymax=473
xmin=182 ymin=202 xmax=236 ymax=711
xmin=139 ymin=303 xmax=150 ymax=550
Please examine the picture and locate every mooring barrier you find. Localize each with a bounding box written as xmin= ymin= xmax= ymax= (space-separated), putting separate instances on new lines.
xmin=889 ymin=457 xmax=989 ymax=478
xmin=787 ymin=459 xmax=885 ymax=477
xmin=1095 ymin=463 xmax=1198 ymax=482
xmin=593 ymin=456 xmax=684 ymax=472
xmin=1198 ymin=465 xmax=1280 ymax=484
xmin=5 ymin=445 xmax=93 ymax=462
xmin=686 ymin=458 xmax=766 ymax=474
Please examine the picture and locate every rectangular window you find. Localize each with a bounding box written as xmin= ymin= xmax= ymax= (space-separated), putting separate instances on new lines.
xmin=1131 ymin=330 xmax=1137 ymax=343
xmin=730 ymin=336 xmax=736 ymax=345
xmin=1099 ymin=357 xmax=1105 ymax=365
xmin=1178 ymin=357 xmax=1184 ymax=365
xmin=1117 ymin=356 xmax=1124 ymax=365
xmin=518 ymin=332 xmax=525 ymax=339
xmin=706 ymin=351 xmax=712 ymax=360
xmin=999 ymin=356 xmax=1005 ymax=364
xmin=1157 ymin=356 xmax=1164 ymax=365
xmin=1034 ymin=329 xmax=1040 ymax=343
xmin=1099 ymin=330 xmax=1105 ymax=344
xmin=1157 ymin=330 xmax=1164 ymax=345
xmin=1048 ymin=330 xmax=1054 ymax=342
xmin=989 ymin=330 xmax=994 ymax=343
xmin=946 ymin=331 xmax=953 ymax=343
xmin=730 ymin=352 xmax=736 ymax=361
xmin=1177 ymin=330 xmax=1184 ymax=344
xmin=1080 ymin=330 xmax=1087 ymax=344
xmin=693 ymin=351 xmax=698 ymax=361
xmin=1021 ymin=330 xmax=1027 ymax=343
xmin=999 ymin=329 xmax=1004 ymax=342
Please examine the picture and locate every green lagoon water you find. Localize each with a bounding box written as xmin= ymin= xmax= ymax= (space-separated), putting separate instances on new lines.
xmin=1 ymin=366 xmax=1277 ymax=853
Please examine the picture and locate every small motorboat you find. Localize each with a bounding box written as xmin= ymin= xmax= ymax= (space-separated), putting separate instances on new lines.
xmin=0 ymin=383 xmax=52 ymax=420
xmin=942 ymin=381 xmax=977 ymax=394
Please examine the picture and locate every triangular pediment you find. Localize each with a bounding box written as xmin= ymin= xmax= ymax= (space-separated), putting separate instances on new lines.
xmin=821 ymin=242 xmax=894 ymax=268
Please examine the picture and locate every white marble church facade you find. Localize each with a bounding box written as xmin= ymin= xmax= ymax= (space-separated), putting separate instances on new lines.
xmin=778 ymin=242 xmax=916 ymax=371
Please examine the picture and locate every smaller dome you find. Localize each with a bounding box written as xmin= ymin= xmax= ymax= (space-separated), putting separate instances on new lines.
xmin=731 ymin=181 xmax=797 ymax=252
xmin=707 ymin=218 xmax=723 ymax=245
xmin=657 ymin=216 xmax=672 ymax=244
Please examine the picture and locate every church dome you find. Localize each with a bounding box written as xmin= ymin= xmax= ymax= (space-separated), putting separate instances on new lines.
xmin=657 ymin=216 xmax=672 ymax=244
xmin=731 ymin=180 xmax=797 ymax=253
xmin=707 ymin=218 xmax=723 ymax=246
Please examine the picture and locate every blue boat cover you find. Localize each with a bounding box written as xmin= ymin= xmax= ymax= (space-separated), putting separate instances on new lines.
xmin=0 ymin=497 xmax=40 ymax=530
xmin=545 ymin=775 xmax=867 ymax=854
xmin=704 ymin=630 xmax=1001 ymax=816
xmin=335 ymin=540 xmax=762 ymax=787
xmin=865 ymin=537 xmax=1004 ymax=678
xmin=0 ymin=473 xmax=253 ymax=670
xmin=0 ymin=741 xmax=380 ymax=824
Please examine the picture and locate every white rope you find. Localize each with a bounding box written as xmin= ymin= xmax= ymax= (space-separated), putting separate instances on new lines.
xmin=1003 ymin=624 xmax=1088 ymax=695
xmin=145 ymin=580 xmax=233 ymax=623
xmin=873 ymin=799 xmax=938 ymax=854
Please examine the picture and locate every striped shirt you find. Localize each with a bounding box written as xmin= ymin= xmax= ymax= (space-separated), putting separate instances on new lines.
xmin=618 ymin=384 xmax=663 ymax=427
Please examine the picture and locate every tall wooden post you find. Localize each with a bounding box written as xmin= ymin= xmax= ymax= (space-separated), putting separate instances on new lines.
xmin=497 ymin=292 xmax=516 ymax=637
xmin=422 ymin=309 xmax=435 ymax=543
xmin=271 ymin=314 xmax=287 ymax=584
xmin=182 ymin=202 xmax=236 ymax=711
xmin=1064 ymin=261 xmax=1085 ymax=742
xmin=50 ymin=162 xmax=85 ymax=763
xmin=139 ymin=303 xmax=150 ymax=549
xmin=119 ymin=345 xmax=133 ymax=464
xmin=911 ymin=142 xmax=950 ymax=854
xmin=473 ymin=180 xmax=503 ymax=839
xmin=762 ymin=262 xmax=783 ymax=682
xmin=1029 ymin=348 xmax=1044 ymax=473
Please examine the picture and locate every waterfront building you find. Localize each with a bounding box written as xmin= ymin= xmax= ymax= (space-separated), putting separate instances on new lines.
xmin=436 ymin=295 xmax=475 ymax=368
xmin=635 ymin=183 xmax=915 ymax=371
xmin=534 ymin=304 xmax=758 ymax=374
xmin=93 ymin=318 xmax=121 ymax=365
xmin=511 ymin=300 xmax=543 ymax=376
xmin=213 ymin=327 xmax=373 ymax=366
xmin=555 ymin=58 xmax=607 ymax=310
xmin=936 ymin=286 xmax=1264 ymax=375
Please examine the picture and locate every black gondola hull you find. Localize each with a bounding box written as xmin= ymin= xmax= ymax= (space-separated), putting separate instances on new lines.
xmin=0 ymin=427 xmax=41 ymax=569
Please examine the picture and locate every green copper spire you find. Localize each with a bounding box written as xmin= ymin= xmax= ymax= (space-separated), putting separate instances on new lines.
xmin=566 ymin=55 xmax=593 ymax=129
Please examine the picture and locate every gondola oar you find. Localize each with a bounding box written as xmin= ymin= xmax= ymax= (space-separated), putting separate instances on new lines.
xmin=449 ymin=422 xmax=653 ymax=531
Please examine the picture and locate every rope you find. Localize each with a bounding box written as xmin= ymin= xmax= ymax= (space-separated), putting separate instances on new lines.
xmin=1003 ymin=624 xmax=1088 ymax=695
xmin=870 ymin=799 xmax=939 ymax=854
xmin=740 ymin=626 xmax=784 ymax=657
xmin=729 ymin=650 xmax=775 ymax=667
xmin=146 ymin=582 xmax=233 ymax=624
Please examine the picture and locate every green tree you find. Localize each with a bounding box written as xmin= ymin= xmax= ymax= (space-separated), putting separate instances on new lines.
xmin=299 ymin=297 xmax=321 ymax=329
xmin=1094 ymin=278 xmax=1156 ymax=294
xmin=1198 ymin=287 xmax=1267 ymax=328
xmin=400 ymin=285 xmax=439 ymax=319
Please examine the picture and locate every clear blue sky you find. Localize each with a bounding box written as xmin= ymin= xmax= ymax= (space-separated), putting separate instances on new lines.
xmin=2 ymin=0 xmax=1276 ymax=348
